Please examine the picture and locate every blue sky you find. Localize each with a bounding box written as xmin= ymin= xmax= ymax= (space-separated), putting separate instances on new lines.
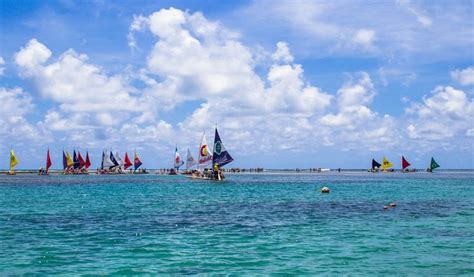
xmin=0 ymin=0 xmax=473 ymax=169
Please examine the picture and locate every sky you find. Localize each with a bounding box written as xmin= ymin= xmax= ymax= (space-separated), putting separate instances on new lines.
xmin=0 ymin=0 xmax=473 ymax=169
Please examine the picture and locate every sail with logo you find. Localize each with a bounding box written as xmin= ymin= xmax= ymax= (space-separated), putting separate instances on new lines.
xmin=212 ymin=127 xmax=233 ymax=167
xmin=198 ymin=133 xmax=212 ymax=168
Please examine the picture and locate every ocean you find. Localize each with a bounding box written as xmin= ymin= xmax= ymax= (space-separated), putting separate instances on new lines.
xmin=0 ymin=171 xmax=473 ymax=275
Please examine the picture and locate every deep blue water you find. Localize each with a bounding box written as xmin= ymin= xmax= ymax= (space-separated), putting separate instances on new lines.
xmin=0 ymin=172 xmax=473 ymax=275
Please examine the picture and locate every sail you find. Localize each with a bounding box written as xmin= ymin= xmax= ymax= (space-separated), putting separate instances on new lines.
xmin=109 ymin=152 xmax=119 ymax=169
xmin=63 ymin=151 xmax=67 ymax=170
xmin=382 ymin=156 xmax=393 ymax=169
xmin=402 ymin=156 xmax=410 ymax=170
xmin=186 ymin=148 xmax=196 ymax=170
xmin=134 ymin=151 xmax=142 ymax=170
xmin=46 ymin=149 xmax=52 ymax=172
xmin=115 ymin=151 xmax=124 ymax=169
xmin=123 ymin=152 xmax=133 ymax=170
xmin=430 ymin=157 xmax=440 ymax=170
xmin=372 ymin=159 xmax=381 ymax=169
xmin=73 ymin=150 xmax=80 ymax=169
xmin=66 ymin=151 xmax=74 ymax=168
xmin=10 ymin=149 xmax=18 ymax=172
xmin=198 ymin=133 xmax=212 ymax=166
xmin=85 ymin=152 xmax=91 ymax=169
xmin=212 ymin=128 xmax=233 ymax=167
xmin=174 ymin=147 xmax=184 ymax=169
xmin=102 ymin=151 xmax=114 ymax=168
xmin=78 ymin=151 xmax=86 ymax=168
xmin=100 ymin=151 xmax=105 ymax=170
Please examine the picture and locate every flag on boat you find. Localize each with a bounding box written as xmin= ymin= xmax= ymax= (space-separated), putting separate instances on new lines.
xmin=212 ymin=128 xmax=233 ymax=167
xmin=430 ymin=157 xmax=440 ymax=170
xmin=78 ymin=151 xmax=86 ymax=168
xmin=85 ymin=152 xmax=91 ymax=169
xmin=372 ymin=159 xmax=381 ymax=170
xmin=134 ymin=150 xmax=142 ymax=170
xmin=46 ymin=149 xmax=52 ymax=173
xmin=382 ymin=156 xmax=393 ymax=169
xmin=66 ymin=151 xmax=74 ymax=168
xmin=123 ymin=152 xmax=133 ymax=170
xmin=186 ymin=148 xmax=196 ymax=170
xmin=198 ymin=133 xmax=212 ymax=166
xmin=10 ymin=149 xmax=18 ymax=172
xmin=402 ymin=156 xmax=410 ymax=170
xmin=174 ymin=147 xmax=184 ymax=169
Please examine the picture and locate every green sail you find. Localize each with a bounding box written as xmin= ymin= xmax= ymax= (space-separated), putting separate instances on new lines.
xmin=430 ymin=157 xmax=440 ymax=170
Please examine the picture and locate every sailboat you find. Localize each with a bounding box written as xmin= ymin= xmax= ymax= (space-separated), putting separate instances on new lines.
xmin=182 ymin=148 xmax=197 ymax=175
xmin=380 ymin=156 xmax=394 ymax=172
xmin=98 ymin=150 xmax=115 ymax=174
xmin=401 ymin=156 xmax=414 ymax=172
xmin=369 ymin=158 xmax=382 ymax=172
xmin=85 ymin=151 xmax=91 ymax=170
xmin=62 ymin=151 xmax=74 ymax=174
xmin=123 ymin=152 xmax=133 ymax=171
xmin=8 ymin=149 xmax=19 ymax=175
xmin=133 ymin=150 xmax=147 ymax=174
xmin=426 ymin=157 xmax=440 ymax=172
xmin=39 ymin=149 xmax=52 ymax=175
xmin=191 ymin=127 xmax=234 ymax=181
xmin=169 ymin=147 xmax=184 ymax=175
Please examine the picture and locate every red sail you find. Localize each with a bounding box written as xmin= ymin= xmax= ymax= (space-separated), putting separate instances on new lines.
xmin=402 ymin=156 xmax=411 ymax=170
xmin=78 ymin=151 xmax=86 ymax=168
xmin=123 ymin=152 xmax=133 ymax=169
xmin=85 ymin=152 xmax=91 ymax=169
xmin=46 ymin=149 xmax=52 ymax=172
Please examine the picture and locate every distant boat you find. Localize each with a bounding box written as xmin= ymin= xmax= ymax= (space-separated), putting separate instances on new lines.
xmin=401 ymin=155 xmax=414 ymax=172
xmin=369 ymin=159 xmax=381 ymax=172
xmin=185 ymin=148 xmax=196 ymax=170
xmin=191 ymin=127 xmax=233 ymax=181
xmin=426 ymin=157 xmax=440 ymax=172
xmin=133 ymin=150 xmax=147 ymax=174
xmin=198 ymin=133 xmax=213 ymax=169
xmin=171 ymin=147 xmax=184 ymax=175
xmin=123 ymin=152 xmax=133 ymax=170
xmin=39 ymin=148 xmax=52 ymax=175
xmin=8 ymin=149 xmax=19 ymax=175
xmin=381 ymin=156 xmax=394 ymax=172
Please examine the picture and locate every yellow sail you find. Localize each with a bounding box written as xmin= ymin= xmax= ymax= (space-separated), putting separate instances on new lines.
xmin=382 ymin=156 xmax=393 ymax=169
xmin=66 ymin=151 xmax=74 ymax=167
xmin=9 ymin=149 xmax=19 ymax=173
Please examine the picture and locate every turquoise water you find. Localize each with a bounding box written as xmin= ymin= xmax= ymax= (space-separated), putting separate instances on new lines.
xmin=0 ymin=172 xmax=473 ymax=275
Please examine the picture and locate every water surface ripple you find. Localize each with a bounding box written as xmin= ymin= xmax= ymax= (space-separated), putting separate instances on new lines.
xmin=0 ymin=172 xmax=473 ymax=274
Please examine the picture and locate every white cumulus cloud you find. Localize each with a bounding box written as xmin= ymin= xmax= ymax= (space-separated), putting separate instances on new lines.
xmin=450 ymin=66 xmax=474 ymax=86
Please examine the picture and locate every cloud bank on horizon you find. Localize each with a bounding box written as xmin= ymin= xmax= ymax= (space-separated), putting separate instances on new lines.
xmin=0 ymin=1 xmax=473 ymax=168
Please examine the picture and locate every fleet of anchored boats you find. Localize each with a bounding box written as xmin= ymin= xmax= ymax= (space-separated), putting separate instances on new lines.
xmin=6 ymin=127 xmax=234 ymax=180
xmin=369 ymin=156 xmax=440 ymax=172
xmin=5 ymin=127 xmax=442 ymax=177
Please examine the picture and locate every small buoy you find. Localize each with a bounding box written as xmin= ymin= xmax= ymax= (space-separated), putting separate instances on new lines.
xmin=321 ymin=186 xmax=330 ymax=193
xmin=390 ymin=202 xmax=397 ymax=207
xmin=383 ymin=206 xmax=388 ymax=209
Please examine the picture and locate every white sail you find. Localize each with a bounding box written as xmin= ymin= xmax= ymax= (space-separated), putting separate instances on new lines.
xmin=174 ymin=147 xmax=184 ymax=169
xmin=115 ymin=151 xmax=124 ymax=169
xmin=198 ymin=133 xmax=212 ymax=167
xmin=186 ymin=148 xmax=196 ymax=170
xmin=102 ymin=151 xmax=115 ymax=168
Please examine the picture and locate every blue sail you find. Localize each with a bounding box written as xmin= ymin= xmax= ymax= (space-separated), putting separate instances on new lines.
xmin=109 ymin=151 xmax=119 ymax=168
xmin=73 ymin=150 xmax=80 ymax=169
xmin=212 ymin=128 xmax=233 ymax=167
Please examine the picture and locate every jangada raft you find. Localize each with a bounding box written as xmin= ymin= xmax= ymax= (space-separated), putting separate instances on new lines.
xmin=189 ymin=127 xmax=234 ymax=181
